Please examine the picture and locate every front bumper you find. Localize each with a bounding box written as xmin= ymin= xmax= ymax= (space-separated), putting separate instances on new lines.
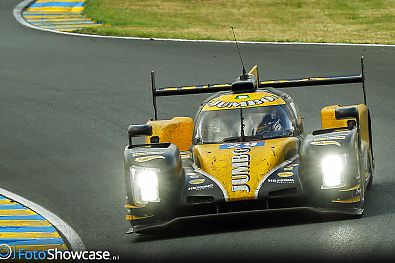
xmin=126 ymin=193 xmax=363 ymax=234
xmin=127 ymin=205 xmax=362 ymax=234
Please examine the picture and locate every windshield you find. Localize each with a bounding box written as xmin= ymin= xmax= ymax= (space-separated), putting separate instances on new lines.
xmin=195 ymin=105 xmax=294 ymax=144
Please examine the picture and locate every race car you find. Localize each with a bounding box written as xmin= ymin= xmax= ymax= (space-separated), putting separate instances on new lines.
xmin=123 ymin=61 xmax=374 ymax=234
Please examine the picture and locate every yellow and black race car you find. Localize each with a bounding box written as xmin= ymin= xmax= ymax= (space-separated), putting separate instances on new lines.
xmin=123 ymin=61 xmax=374 ymax=234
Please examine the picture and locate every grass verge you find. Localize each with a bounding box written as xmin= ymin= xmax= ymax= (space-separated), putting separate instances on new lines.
xmin=79 ymin=0 xmax=395 ymax=44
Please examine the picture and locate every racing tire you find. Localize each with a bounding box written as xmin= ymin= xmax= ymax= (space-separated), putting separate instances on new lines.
xmin=366 ymin=155 xmax=373 ymax=190
xmin=366 ymin=174 xmax=373 ymax=190
xmin=352 ymin=140 xmax=365 ymax=218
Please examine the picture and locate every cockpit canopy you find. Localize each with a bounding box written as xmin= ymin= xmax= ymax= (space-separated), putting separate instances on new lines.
xmin=195 ymin=105 xmax=294 ymax=144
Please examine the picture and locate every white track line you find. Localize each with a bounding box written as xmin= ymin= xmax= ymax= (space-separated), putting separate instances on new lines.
xmin=0 ymin=187 xmax=85 ymax=252
xmin=13 ymin=0 xmax=395 ymax=47
xmin=13 ymin=0 xmax=36 ymax=28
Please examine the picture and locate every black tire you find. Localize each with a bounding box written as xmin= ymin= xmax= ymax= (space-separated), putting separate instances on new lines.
xmin=366 ymin=153 xmax=373 ymax=190
xmin=354 ymin=141 xmax=365 ymax=217
xmin=366 ymin=174 xmax=373 ymax=190
xmin=349 ymin=184 xmax=365 ymax=219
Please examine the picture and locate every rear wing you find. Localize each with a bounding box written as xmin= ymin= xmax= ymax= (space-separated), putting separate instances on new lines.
xmin=150 ymin=57 xmax=366 ymax=119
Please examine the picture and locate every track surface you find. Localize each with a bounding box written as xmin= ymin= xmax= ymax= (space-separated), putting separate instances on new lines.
xmin=2 ymin=0 xmax=395 ymax=261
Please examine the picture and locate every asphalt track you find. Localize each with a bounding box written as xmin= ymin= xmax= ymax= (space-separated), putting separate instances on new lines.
xmin=2 ymin=0 xmax=395 ymax=261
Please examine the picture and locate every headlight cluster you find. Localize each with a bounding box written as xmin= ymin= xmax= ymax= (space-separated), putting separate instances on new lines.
xmin=321 ymin=154 xmax=347 ymax=189
xmin=130 ymin=166 xmax=160 ymax=205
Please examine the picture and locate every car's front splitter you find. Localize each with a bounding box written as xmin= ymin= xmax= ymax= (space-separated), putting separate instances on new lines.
xmin=128 ymin=205 xmax=362 ymax=234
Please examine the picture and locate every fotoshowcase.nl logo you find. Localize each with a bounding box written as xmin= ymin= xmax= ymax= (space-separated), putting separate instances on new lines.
xmin=0 ymin=244 xmax=120 ymax=261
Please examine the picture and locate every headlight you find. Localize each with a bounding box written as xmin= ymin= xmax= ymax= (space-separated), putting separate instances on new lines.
xmin=130 ymin=166 xmax=160 ymax=205
xmin=321 ymin=154 xmax=347 ymax=189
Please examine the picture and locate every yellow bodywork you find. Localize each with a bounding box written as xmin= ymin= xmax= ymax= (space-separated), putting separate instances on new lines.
xmin=248 ymin=65 xmax=260 ymax=83
xmin=321 ymin=105 xmax=349 ymax=129
xmin=193 ymin=137 xmax=298 ymax=201
xmin=321 ymin=104 xmax=370 ymax=148
xmin=146 ymin=117 xmax=194 ymax=151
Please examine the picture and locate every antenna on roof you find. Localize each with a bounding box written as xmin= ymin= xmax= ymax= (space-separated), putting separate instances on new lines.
xmin=231 ymin=26 xmax=247 ymax=80
xmin=360 ymin=56 xmax=367 ymax=105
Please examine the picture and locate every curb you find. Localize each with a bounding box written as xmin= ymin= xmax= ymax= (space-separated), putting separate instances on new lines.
xmin=0 ymin=188 xmax=85 ymax=252
xmin=15 ymin=0 xmax=99 ymax=32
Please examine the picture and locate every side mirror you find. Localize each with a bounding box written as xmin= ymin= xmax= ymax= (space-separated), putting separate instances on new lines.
xmin=128 ymin=124 xmax=152 ymax=137
xmin=335 ymin=106 xmax=359 ymax=120
xmin=335 ymin=106 xmax=361 ymax=148
xmin=128 ymin=124 xmax=152 ymax=147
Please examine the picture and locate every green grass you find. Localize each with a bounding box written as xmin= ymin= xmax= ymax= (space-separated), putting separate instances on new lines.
xmin=79 ymin=0 xmax=395 ymax=44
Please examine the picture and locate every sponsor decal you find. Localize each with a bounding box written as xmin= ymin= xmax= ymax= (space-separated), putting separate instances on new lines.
xmin=208 ymin=95 xmax=277 ymax=109
xmin=181 ymin=152 xmax=191 ymax=159
xmin=283 ymin=163 xmax=299 ymax=171
xmin=189 ymin=179 xmax=205 ymax=185
xmin=186 ymin=172 xmax=200 ymax=179
xmin=135 ymin=155 xmax=165 ymax=162
xmin=277 ymin=171 xmax=294 ymax=177
xmin=310 ymin=140 xmax=341 ymax=147
xmin=188 ymin=184 xmax=214 ymax=191
xmin=235 ymin=94 xmax=250 ymax=99
xmin=268 ymin=178 xmax=295 ymax=184
xmin=133 ymin=152 xmax=161 ymax=157
xmin=231 ymin=148 xmax=251 ymax=192
xmin=313 ymin=135 xmax=346 ymax=141
xmin=220 ymin=141 xmax=264 ymax=149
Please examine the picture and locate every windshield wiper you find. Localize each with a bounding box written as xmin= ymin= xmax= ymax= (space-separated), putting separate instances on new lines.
xmin=220 ymin=136 xmax=242 ymax=143
xmin=254 ymin=130 xmax=294 ymax=140
xmin=239 ymin=106 xmax=245 ymax=142
xmin=204 ymin=131 xmax=293 ymax=145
